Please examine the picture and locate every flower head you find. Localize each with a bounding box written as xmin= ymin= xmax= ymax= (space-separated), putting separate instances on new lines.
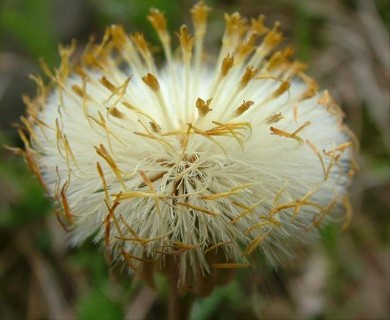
xmin=19 ymin=2 xmax=356 ymax=293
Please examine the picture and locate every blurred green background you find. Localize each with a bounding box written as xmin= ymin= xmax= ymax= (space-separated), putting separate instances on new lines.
xmin=0 ymin=0 xmax=389 ymax=319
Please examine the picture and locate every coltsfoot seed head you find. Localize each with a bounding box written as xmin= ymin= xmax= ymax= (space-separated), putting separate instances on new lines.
xmin=17 ymin=2 xmax=357 ymax=294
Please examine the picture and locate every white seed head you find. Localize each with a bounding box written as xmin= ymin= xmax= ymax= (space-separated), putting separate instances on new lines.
xmin=19 ymin=3 xmax=356 ymax=292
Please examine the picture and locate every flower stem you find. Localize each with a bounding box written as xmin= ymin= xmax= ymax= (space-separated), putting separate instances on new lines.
xmin=167 ymin=263 xmax=193 ymax=320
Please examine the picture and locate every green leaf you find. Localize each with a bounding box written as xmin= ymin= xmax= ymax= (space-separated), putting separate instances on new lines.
xmin=76 ymin=289 xmax=123 ymax=320
xmin=0 ymin=0 xmax=58 ymax=65
xmin=0 ymin=157 xmax=50 ymax=228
